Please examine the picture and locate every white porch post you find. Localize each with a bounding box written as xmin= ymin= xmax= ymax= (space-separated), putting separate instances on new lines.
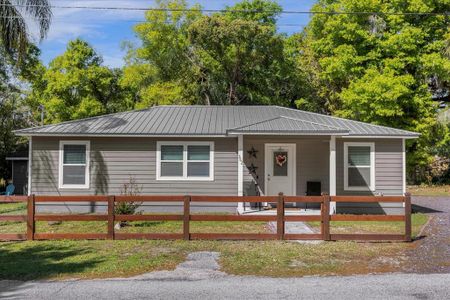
xmin=402 ymin=138 xmax=406 ymax=194
xmin=237 ymin=135 xmax=244 ymax=214
xmin=402 ymin=138 xmax=406 ymax=208
xmin=27 ymin=136 xmax=32 ymax=196
xmin=329 ymin=136 xmax=336 ymax=214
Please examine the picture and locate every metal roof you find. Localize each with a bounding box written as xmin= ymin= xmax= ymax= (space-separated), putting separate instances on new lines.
xmin=227 ymin=116 xmax=349 ymax=135
xmin=14 ymin=105 xmax=419 ymax=137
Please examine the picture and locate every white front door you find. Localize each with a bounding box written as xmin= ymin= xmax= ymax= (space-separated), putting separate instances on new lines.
xmin=264 ymin=144 xmax=296 ymax=196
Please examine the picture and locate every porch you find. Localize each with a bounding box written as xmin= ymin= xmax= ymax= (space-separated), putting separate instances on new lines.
xmin=237 ymin=134 xmax=338 ymax=214
xmin=235 ymin=134 xmax=406 ymax=215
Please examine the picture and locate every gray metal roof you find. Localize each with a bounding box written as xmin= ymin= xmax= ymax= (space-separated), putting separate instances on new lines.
xmin=227 ymin=116 xmax=349 ymax=135
xmin=14 ymin=105 xmax=419 ymax=137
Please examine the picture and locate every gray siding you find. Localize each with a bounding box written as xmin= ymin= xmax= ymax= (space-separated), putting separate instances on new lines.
xmin=31 ymin=137 xmax=238 ymax=213
xmin=32 ymin=136 xmax=238 ymax=195
xmin=243 ymin=136 xmax=330 ymax=197
xmin=336 ymin=138 xmax=404 ymax=214
xmin=30 ymin=135 xmax=405 ymax=214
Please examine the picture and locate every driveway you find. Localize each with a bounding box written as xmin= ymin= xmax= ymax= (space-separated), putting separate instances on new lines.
xmin=402 ymin=196 xmax=450 ymax=273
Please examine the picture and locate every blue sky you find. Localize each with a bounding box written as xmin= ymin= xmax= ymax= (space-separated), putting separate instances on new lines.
xmin=34 ymin=1 xmax=316 ymax=67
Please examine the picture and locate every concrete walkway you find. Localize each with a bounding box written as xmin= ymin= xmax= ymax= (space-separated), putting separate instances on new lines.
xmin=1 ymin=252 xmax=449 ymax=299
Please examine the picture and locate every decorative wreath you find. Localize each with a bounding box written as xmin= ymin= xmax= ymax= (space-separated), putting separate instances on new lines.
xmin=275 ymin=154 xmax=287 ymax=167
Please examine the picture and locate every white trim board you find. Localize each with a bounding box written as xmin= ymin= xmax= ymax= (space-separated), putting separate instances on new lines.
xmin=27 ymin=137 xmax=32 ymax=195
xmin=58 ymin=140 xmax=91 ymax=189
xmin=156 ymin=141 xmax=215 ymax=181
xmin=343 ymin=142 xmax=376 ymax=192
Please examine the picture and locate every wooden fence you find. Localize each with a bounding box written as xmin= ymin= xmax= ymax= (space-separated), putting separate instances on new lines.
xmin=0 ymin=193 xmax=412 ymax=242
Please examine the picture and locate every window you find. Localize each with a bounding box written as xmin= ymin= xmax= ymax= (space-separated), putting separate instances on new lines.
xmin=59 ymin=141 xmax=90 ymax=189
xmin=344 ymin=142 xmax=375 ymax=191
xmin=157 ymin=142 xmax=214 ymax=180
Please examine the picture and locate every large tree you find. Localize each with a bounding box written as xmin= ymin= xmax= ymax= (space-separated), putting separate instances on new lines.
xmin=26 ymin=39 xmax=133 ymax=123
xmin=296 ymin=0 xmax=450 ymax=175
xmin=125 ymin=0 xmax=303 ymax=106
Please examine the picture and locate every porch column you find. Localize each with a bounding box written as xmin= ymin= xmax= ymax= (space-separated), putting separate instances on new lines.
xmin=27 ymin=136 xmax=32 ymax=196
xmin=237 ymin=134 xmax=244 ymax=214
xmin=329 ymin=136 xmax=336 ymax=214
xmin=402 ymin=138 xmax=406 ymax=208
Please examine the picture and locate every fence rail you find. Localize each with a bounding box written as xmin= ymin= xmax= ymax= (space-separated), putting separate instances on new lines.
xmin=0 ymin=193 xmax=412 ymax=242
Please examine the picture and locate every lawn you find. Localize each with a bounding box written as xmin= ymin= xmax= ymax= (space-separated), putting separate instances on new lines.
xmin=407 ymin=185 xmax=450 ymax=196
xmin=0 ymin=202 xmax=429 ymax=280
xmin=308 ymin=213 xmax=428 ymax=237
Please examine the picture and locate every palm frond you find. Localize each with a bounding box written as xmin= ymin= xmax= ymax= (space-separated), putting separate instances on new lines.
xmin=0 ymin=0 xmax=51 ymax=55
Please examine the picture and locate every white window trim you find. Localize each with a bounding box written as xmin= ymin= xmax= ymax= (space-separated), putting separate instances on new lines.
xmin=344 ymin=142 xmax=375 ymax=191
xmin=59 ymin=140 xmax=90 ymax=189
xmin=156 ymin=141 xmax=214 ymax=181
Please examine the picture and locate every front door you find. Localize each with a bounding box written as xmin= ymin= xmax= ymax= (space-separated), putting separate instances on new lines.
xmin=264 ymin=144 xmax=296 ymax=196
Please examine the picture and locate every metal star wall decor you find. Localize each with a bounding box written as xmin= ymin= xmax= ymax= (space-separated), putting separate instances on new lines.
xmin=247 ymin=146 xmax=258 ymax=159
xmin=248 ymin=163 xmax=258 ymax=174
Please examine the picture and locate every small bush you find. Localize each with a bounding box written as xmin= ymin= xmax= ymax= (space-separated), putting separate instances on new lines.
xmin=114 ymin=177 xmax=143 ymax=216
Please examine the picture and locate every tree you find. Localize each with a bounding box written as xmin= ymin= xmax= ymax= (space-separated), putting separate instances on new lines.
xmin=0 ymin=47 xmax=31 ymax=181
xmin=188 ymin=14 xmax=295 ymax=105
xmin=125 ymin=0 xmax=303 ymax=107
xmin=26 ymin=39 xmax=133 ymax=123
xmin=296 ymin=0 xmax=450 ymax=175
xmin=0 ymin=0 xmax=51 ymax=56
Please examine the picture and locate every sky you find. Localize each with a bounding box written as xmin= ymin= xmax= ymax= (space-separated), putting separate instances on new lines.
xmin=32 ymin=0 xmax=316 ymax=68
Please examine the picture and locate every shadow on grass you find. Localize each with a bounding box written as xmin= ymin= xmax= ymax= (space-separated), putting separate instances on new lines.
xmin=0 ymin=242 xmax=104 ymax=281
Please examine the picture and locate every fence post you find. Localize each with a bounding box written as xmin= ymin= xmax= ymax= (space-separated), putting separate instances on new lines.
xmin=183 ymin=195 xmax=191 ymax=240
xmin=107 ymin=196 xmax=115 ymax=240
xmin=321 ymin=193 xmax=330 ymax=241
xmin=404 ymin=192 xmax=412 ymax=242
xmin=27 ymin=194 xmax=35 ymax=241
xmin=277 ymin=192 xmax=285 ymax=240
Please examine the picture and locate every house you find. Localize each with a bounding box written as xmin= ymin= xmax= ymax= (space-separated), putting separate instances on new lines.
xmin=14 ymin=105 xmax=419 ymax=214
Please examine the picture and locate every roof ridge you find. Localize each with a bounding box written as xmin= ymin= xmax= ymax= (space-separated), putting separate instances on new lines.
xmin=274 ymin=106 xmax=418 ymax=135
xmin=14 ymin=107 xmax=154 ymax=134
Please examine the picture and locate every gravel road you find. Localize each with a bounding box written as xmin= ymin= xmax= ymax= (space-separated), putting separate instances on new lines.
xmin=404 ymin=196 xmax=450 ymax=273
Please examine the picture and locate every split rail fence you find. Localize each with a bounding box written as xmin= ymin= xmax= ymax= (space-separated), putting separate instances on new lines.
xmin=0 ymin=193 xmax=411 ymax=242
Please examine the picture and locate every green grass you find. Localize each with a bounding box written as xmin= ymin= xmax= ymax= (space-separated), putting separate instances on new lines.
xmin=0 ymin=202 xmax=26 ymax=215
xmin=308 ymin=213 xmax=428 ymax=239
xmin=0 ymin=203 xmax=429 ymax=280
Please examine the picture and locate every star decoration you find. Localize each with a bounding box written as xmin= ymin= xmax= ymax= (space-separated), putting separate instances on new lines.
xmin=247 ymin=146 xmax=258 ymax=159
xmin=248 ymin=163 xmax=258 ymax=174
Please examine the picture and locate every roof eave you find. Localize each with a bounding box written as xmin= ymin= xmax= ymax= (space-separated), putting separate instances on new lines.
xmin=14 ymin=133 xmax=230 ymax=138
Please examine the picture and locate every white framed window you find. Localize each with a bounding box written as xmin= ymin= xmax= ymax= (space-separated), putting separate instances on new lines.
xmin=344 ymin=142 xmax=375 ymax=191
xmin=157 ymin=141 xmax=214 ymax=181
xmin=59 ymin=140 xmax=90 ymax=189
